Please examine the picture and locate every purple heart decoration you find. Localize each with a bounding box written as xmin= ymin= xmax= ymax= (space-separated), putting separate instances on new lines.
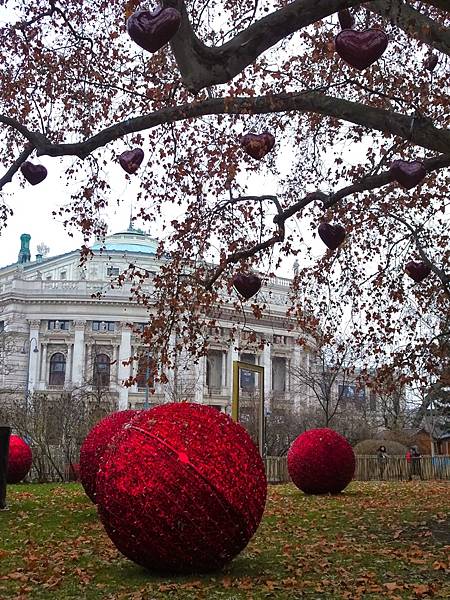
xmin=389 ymin=160 xmax=426 ymax=190
xmin=127 ymin=7 xmax=181 ymax=53
xmin=232 ymin=273 xmax=262 ymax=300
xmin=118 ymin=148 xmax=145 ymax=174
xmin=405 ymin=261 xmax=431 ymax=283
xmin=20 ymin=162 xmax=47 ymax=186
xmin=318 ymin=223 xmax=346 ymax=251
xmin=240 ymin=132 xmax=275 ymax=160
xmin=335 ymin=29 xmax=388 ymax=70
xmin=424 ymin=54 xmax=438 ymax=72
xmin=338 ymin=9 xmax=354 ymax=30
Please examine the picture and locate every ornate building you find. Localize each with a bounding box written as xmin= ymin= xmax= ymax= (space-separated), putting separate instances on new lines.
xmin=0 ymin=228 xmax=310 ymax=415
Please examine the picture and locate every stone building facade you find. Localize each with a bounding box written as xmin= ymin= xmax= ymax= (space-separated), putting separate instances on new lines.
xmin=0 ymin=228 xmax=313 ymax=415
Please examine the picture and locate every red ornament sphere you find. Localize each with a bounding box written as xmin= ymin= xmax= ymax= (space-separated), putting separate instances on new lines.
xmin=79 ymin=410 xmax=140 ymax=503
xmin=7 ymin=435 xmax=32 ymax=484
xmin=288 ymin=428 xmax=355 ymax=495
xmin=96 ymin=403 xmax=267 ymax=573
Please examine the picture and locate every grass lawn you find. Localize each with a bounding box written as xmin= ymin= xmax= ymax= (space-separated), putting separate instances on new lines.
xmin=0 ymin=481 xmax=449 ymax=599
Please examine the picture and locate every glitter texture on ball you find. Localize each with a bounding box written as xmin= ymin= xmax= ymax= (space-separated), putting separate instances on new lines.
xmin=7 ymin=435 xmax=32 ymax=484
xmin=96 ymin=403 xmax=267 ymax=573
xmin=79 ymin=410 xmax=140 ymax=503
xmin=288 ymin=428 xmax=355 ymax=495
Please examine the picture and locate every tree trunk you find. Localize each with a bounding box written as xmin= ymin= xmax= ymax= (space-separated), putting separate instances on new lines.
xmin=0 ymin=426 xmax=11 ymax=509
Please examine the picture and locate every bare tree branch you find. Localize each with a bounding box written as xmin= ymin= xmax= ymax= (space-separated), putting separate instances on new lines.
xmin=0 ymin=145 xmax=34 ymax=191
xmin=2 ymin=91 xmax=448 ymax=160
xmin=164 ymin=0 xmax=449 ymax=92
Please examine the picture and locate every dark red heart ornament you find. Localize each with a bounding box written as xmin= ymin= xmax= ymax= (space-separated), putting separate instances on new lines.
xmin=232 ymin=273 xmax=262 ymax=300
xmin=389 ymin=160 xmax=426 ymax=190
xmin=338 ymin=9 xmax=354 ymax=30
xmin=127 ymin=7 xmax=181 ymax=53
xmin=318 ymin=223 xmax=346 ymax=251
xmin=240 ymin=132 xmax=275 ymax=160
xmin=335 ymin=29 xmax=388 ymax=70
xmin=118 ymin=148 xmax=145 ymax=174
xmin=405 ymin=261 xmax=431 ymax=283
xmin=424 ymin=53 xmax=438 ymax=72
xmin=20 ymin=161 xmax=47 ymax=185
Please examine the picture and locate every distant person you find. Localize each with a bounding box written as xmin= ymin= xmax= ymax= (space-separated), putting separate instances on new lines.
xmin=376 ymin=445 xmax=389 ymax=479
xmin=406 ymin=446 xmax=422 ymax=480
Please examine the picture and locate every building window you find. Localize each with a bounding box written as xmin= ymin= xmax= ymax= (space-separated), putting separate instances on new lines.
xmin=60 ymin=271 xmax=67 ymax=280
xmin=46 ymin=275 xmax=52 ymax=280
xmin=272 ymin=357 xmax=286 ymax=392
xmin=338 ymin=384 xmax=366 ymax=405
xmin=136 ymin=353 xmax=155 ymax=389
xmin=0 ymin=321 xmax=4 ymax=333
xmin=93 ymin=353 xmax=110 ymax=387
xmin=49 ymin=352 xmax=66 ymax=386
xmin=107 ymin=267 xmax=120 ymax=277
xmin=206 ymin=351 xmax=223 ymax=392
xmin=92 ymin=321 xmax=115 ymax=332
xmin=48 ymin=320 xmax=70 ymax=330
xmin=369 ymin=391 xmax=377 ymax=411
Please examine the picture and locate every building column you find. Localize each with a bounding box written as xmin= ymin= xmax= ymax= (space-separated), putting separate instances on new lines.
xmin=118 ymin=323 xmax=132 ymax=410
xmin=221 ymin=350 xmax=227 ymax=390
xmin=227 ymin=341 xmax=239 ymax=409
xmin=194 ymin=357 xmax=205 ymax=404
xmin=164 ymin=333 xmax=176 ymax=402
xmin=72 ymin=321 xmax=86 ymax=386
xmin=262 ymin=343 xmax=271 ymax=402
xmin=27 ymin=320 xmax=40 ymax=393
xmin=131 ymin=346 xmax=138 ymax=393
xmin=40 ymin=342 xmax=48 ymax=386
xmin=64 ymin=344 xmax=72 ymax=387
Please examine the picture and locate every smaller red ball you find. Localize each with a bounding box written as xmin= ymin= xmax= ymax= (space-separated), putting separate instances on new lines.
xmin=79 ymin=410 xmax=140 ymax=503
xmin=7 ymin=435 xmax=32 ymax=484
xmin=288 ymin=428 xmax=355 ymax=494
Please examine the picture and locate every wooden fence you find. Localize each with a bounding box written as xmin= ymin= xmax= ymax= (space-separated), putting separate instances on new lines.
xmin=23 ymin=452 xmax=450 ymax=484
xmin=264 ymin=455 xmax=450 ymax=484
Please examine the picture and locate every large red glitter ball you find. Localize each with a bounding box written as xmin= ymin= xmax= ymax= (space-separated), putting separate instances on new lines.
xmin=79 ymin=410 xmax=140 ymax=503
xmin=7 ymin=435 xmax=32 ymax=484
xmin=96 ymin=403 xmax=267 ymax=573
xmin=288 ymin=428 xmax=355 ymax=495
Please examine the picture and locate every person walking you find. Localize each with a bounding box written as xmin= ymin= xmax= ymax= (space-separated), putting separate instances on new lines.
xmin=407 ymin=446 xmax=423 ymax=480
xmin=376 ymin=445 xmax=389 ymax=479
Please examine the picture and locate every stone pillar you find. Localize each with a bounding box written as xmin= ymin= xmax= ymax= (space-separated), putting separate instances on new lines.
xmin=40 ymin=343 xmax=48 ymax=386
xmin=221 ymin=350 xmax=227 ymax=390
xmin=72 ymin=321 xmax=86 ymax=386
xmin=118 ymin=323 xmax=132 ymax=410
xmin=27 ymin=320 xmax=40 ymax=393
xmin=65 ymin=344 xmax=72 ymax=386
xmin=290 ymin=345 xmax=302 ymax=408
xmin=227 ymin=341 xmax=239 ymax=409
xmin=262 ymin=343 xmax=271 ymax=402
xmin=194 ymin=357 xmax=205 ymax=404
xmin=164 ymin=333 xmax=176 ymax=402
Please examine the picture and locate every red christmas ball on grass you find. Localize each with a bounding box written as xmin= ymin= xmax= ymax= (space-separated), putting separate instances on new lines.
xmin=96 ymin=403 xmax=267 ymax=573
xmin=7 ymin=435 xmax=32 ymax=484
xmin=79 ymin=410 xmax=140 ymax=503
xmin=288 ymin=428 xmax=355 ymax=495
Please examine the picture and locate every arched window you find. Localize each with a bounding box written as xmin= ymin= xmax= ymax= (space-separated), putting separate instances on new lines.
xmin=93 ymin=353 xmax=110 ymax=387
xmin=49 ymin=352 xmax=66 ymax=386
xmin=136 ymin=353 xmax=155 ymax=389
